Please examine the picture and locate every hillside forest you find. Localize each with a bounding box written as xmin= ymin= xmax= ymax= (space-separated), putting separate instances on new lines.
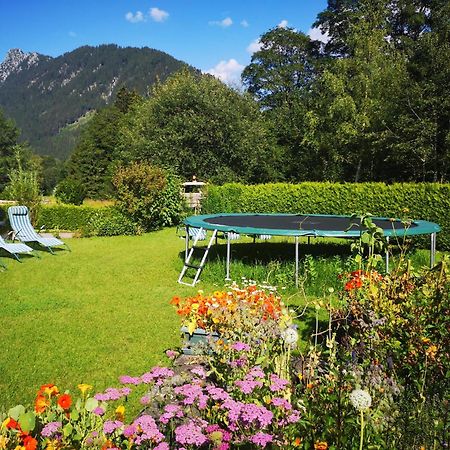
xmin=0 ymin=0 xmax=449 ymax=198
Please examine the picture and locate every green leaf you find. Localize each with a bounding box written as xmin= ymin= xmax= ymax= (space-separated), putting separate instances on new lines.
xmin=18 ymin=412 xmax=36 ymax=433
xmin=7 ymin=405 xmax=25 ymax=420
xmin=63 ymin=422 xmax=73 ymax=437
xmin=70 ymin=409 xmax=80 ymax=421
xmin=85 ymin=397 xmax=99 ymax=412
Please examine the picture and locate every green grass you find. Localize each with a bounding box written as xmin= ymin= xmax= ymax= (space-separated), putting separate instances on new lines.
xmin=0 ymin=229 xmax=442 ymax=410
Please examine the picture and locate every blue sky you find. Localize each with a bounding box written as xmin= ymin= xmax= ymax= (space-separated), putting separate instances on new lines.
xmin=0 ymin=0 xmax=328 ymax=84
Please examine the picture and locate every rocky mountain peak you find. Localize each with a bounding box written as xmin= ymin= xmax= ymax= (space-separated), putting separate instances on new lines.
xmin=0 ymin=48 xmax=43 ymax=83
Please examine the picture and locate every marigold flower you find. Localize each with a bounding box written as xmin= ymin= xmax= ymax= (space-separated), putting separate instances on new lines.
xmin=3 ymin=418 xmax=20 ymax=430
xmin=77 ymin=384 xmax=93 ymax=395
xmin=293 ymin=437 xmax=302 ymax=447
xmin=115 ymin=405 xmax=125 ymax=421
xmin=57 ymin=393 xmax=72 ymax=410
xmin=35 ymin=395 xmax=50 ymax=413
xmin=314 ymin=441 xmax=328 ymax=450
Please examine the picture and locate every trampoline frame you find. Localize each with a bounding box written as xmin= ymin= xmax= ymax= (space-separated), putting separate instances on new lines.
xmin=182 ymin=213 xmax=441 ymax=286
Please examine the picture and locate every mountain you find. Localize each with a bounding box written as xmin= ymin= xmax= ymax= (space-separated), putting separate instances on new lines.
xmin=0 ymin=44 xmax=190 ymax=160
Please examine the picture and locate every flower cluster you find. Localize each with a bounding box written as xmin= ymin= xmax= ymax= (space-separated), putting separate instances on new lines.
xmin=341 ymin=269 xmax=383 ymax=292
xmin=171 ymin=283 xmax=290 ymax=335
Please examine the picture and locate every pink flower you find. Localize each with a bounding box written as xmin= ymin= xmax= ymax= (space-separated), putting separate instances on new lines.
xmin=250 ymin=432 xmax=273 ymax=447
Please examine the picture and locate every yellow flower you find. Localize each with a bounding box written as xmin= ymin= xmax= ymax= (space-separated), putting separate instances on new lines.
xmin=314 ymin=442 xmax=328 ymax=450
xmin=14 ymin=446 xmax=26 ymax=450
xmin=77 ymin=384 xmax=93 ymax=395
xmin=425 ymin=345 xmax=438 ymax=359
xmin=0 ymin=435 xmax=9 ymax=449
xmin=1 ymin=419 xmax=9 ymax=430
xmin=116 ymin=405 xmax=125 ymax=421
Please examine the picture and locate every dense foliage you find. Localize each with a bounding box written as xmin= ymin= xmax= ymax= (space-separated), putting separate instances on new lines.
xmin=54 ymin=178 xmax=86 ymax=206
xmin=112 ymin=162 xmax=184 ymax=231
xmin=202 ymin=182 xmax=450 ymax=249
xmin=118 ymin=70 xmax=281 ymax=184
xmin=243 ymin=0 xmax=450 ymax=182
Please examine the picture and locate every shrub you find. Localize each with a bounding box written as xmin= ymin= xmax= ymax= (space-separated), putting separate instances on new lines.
xmin=112 ymin=163 xmax=183 ymax=231
xmin=81 ymin=207 xmax=139 ymax=237
xmin=3 ymin=149 xmax=42 ymax=224
xmin=202 ymin=182 xmax=450 ymax=249
xmin=54 ymin=178 xmax=86 ymax=205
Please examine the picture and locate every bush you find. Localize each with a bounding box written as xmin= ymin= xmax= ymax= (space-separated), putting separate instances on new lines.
xmin=202 ymin=182 xmax=450 ymax=249
xmin=112 ymin=163 xmax=183 ymax=231
xmin=54 ymin=178 xmax=86 ymax=205
xmin=81 ymin=207 xmax=139 ymax=237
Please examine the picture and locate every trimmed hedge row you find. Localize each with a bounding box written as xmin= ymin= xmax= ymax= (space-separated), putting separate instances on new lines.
xmin=202 ymin=182 xmax=450 ymax=250
xmin=0 ymin=204 xmax=138 ymax=237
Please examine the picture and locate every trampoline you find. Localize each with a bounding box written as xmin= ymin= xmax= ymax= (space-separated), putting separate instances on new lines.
xmin=180 ymin=213 xmax=441 ymax=286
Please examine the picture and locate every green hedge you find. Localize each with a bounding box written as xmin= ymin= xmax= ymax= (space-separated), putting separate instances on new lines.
xmin=202 ymin=182 xmax=450 ymax=250
xmin=0 ymin=204 xmax=138 ymax=237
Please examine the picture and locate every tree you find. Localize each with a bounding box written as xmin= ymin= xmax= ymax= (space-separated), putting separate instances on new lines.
xmin=0 ymin=109 xmax=21 ymax=192
xmin=242 ymin=27 xmax=321 ymax=109
xmin=118 ymin=70 xmax=281 ymax=184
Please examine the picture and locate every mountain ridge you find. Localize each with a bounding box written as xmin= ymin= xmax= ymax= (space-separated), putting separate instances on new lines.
xmin=0 ymin=44 xmax=191 ymax=159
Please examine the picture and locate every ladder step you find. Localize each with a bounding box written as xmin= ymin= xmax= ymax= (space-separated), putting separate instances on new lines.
xmin=185 ymin=263 xmax=202 ymax=270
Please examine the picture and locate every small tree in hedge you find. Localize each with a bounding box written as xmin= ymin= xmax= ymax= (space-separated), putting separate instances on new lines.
xmin=54 ymin=178 xmax=86 ymax=205
xmin=112 ymin=162 xmax=183 ymax=231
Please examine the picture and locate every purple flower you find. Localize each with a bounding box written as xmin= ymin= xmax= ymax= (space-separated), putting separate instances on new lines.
xmin=235 ymin=379 xmax=262 ymax=394
xmin=160 ymin=404 xmax=184 ymax=424
xmin=133 ymin=415 xmax=164 ymax=445
xmin=269 ymin=374 xmax=289 ymax=392
xmin=250 ymin=432 xmax=273 ymax=447
xmin=175 ymin=420 xmax=208 ymax=446
xmin=271 ymin=397 xmax=292 ymax=410
xmin=247 ymin=366 xmax=265 ymax=379
xmin=230 ymin=357 xmax=247 ymax=368
xmin=174 ymin=383 xmax=208 ymax=409
xmin=190 ymin=366 xmax=207 ymax=379
xmin=231 ymin=341 xmax=251 ymax=352
xmin=103 ymin=420 xmax=123 ymax=435
xmin=141 ymin=367 xmax=175 ymax=384
xmin=119 ymin=375 xmax=141 ymax=385
xmin=206 ymin=386 xmax=231 ymax=402
xmin=95 ymin=387 xmax=129 ymax=402
xmin=166 ymin=350 xmax=178 ymax=360
xmin=123 ymin=425 xmax=137 ymax=437
xmin=41 ymin=421 xmax=62 ymax=438
xmin=140 ymin=395 xmax=151 ymax=405
xmin=154 ymin=443 xmax=170 ymax=450
xmin=287 ymin=410 xmax=301 ymax=423
xmin=92 ymin=407 xmax=105 ymax=416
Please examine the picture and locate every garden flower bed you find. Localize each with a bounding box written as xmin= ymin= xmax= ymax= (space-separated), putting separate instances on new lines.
xmin=1 ymin=252 xmax=449 ymax=448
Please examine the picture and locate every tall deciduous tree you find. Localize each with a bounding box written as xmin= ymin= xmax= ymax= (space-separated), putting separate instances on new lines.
xmin=118 ymin=70 xmax=281 ymax=184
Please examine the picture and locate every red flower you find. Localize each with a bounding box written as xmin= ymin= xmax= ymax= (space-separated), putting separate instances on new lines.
xmin=5 ymin=418 xmax=20 ymax=430
xmin=57 ymin=393 xmax=72 ymax=410
xmin=23 ymin=436 xmax=38 ymax=450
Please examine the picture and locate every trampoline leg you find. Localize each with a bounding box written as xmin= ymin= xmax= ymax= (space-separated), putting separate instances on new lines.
xmin=185 ymin=227 xmax=189 ymax=263
xmin=385 ymin=236 xmax=389 ymax=273
xmin=307 ymin=236 xmax=311 ymax=246
xmin=430 ymin=232 xmax=436 ymax=267
xmin=295 ymin=237 xmax=299 ymax=288
xmin=225 ymin=233 xmax=231 ymax=281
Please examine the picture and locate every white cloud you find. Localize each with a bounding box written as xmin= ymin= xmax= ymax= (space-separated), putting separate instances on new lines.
xmin=205 ymin=59 xmax=244 ymax=86
xmin=307 ymin=26 xmax=330 ymax=43
xmin=68 ymin=31 xmax=77 ymax=38
xmin=209 ymin=17 xmax=233 ymax=27
xmin=246 ymin=38 xmax=262 ymax=54
xmin=125 ymin=11 xmax=145 ymax=23
xmin=278 ymin=19 xmax=288 ymax=28
xmin=150 ymin=7 xmax=169 ymax=22
xmin=240 ymin=19 xmax=249 ymax=27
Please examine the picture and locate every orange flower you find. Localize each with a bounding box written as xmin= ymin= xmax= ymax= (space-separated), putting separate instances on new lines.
xmin=35 ymin=395 xmax=50 ymax=413
xmin=293 ymin=437 xmax=302 ymax=446
xmin=23 ymin=436 xmax=37 ymax=450
xmin=314 ymin=442 xmax=328 ymax=450
xmin=39 ymin=384 xmax=59 ymax=397
xmin=57 ymin=394 xmax=72 ymax=410
xmin=170 ymin=296 xmax=181 ymax=306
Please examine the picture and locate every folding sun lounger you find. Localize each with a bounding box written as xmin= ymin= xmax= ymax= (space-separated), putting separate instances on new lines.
xmin=8 ymin=205 xmax=69 ymax=254
xmin=0 ymin=234 xmax=34 ymax=262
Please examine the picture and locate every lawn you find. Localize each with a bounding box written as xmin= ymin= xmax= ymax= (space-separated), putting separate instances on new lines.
xmin=0 ymin=228 xmax=439 ymax=410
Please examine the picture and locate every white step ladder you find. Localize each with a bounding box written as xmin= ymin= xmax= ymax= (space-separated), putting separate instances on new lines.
xmin=178 ymin=228 xmax=217 ymax=286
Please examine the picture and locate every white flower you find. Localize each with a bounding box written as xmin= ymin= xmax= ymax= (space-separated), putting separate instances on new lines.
xmin=349 ymin=389 xmax=372 ymax=411
xmin=281 ymin=327 xmax=299 ymax=347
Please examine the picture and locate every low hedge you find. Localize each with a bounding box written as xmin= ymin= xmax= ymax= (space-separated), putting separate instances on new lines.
xmin=0 ymin=204 xmax=138 ymax=237
xmin=202 ymin=182 xmax=450 ymax=250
